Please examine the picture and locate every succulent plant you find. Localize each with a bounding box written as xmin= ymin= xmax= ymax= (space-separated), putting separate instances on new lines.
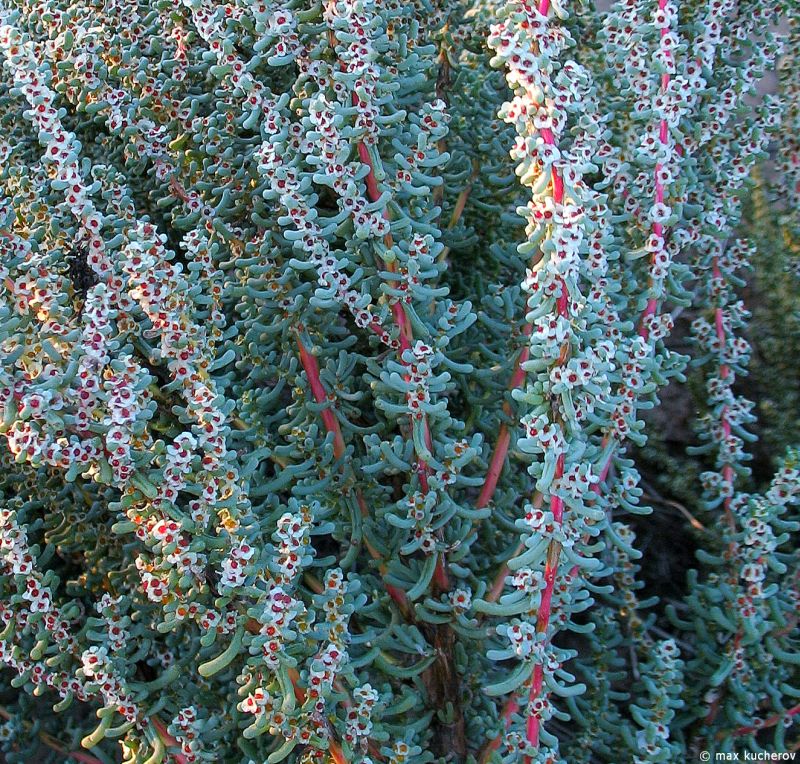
xmin=0 ymin=0 xmax=797 ymax=762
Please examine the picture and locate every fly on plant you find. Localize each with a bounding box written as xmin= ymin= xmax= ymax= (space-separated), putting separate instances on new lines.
xmin=65 ymin=236 xmax=99 ymax=316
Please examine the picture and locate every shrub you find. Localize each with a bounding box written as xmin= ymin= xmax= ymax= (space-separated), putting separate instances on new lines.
xmin=0 ymin=0 xmax=797 ymax=762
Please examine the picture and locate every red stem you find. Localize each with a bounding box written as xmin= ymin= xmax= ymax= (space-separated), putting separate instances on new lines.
xmin=357 ymin=141 xmax=381 ymax=202
xmin=478 ymin=695 xmax=520 ymax=763
xmin=295 ymin=329 xmax=412 ymax=613
xmin=354 ymin=491 xmax=412 ymax=612
xmin=486 ymin=5 xmax=681 ymax=746
xmin=330 ymin=741 xmax=350 ymax=764
xmin=150 ymin=717 xmax=191 ymax=764
xmin=639 ymin=0 xmax=671 ymax=340
xmin=712 ymin=257 xmax=735 ymax=530
xmin=472 ymin=1 xmax=570 ymax=752
xmin=730 ymin=703 xmax=800 ymax=738
xmin=353 ymin=119 xmax=447 ymax=589
xmin=68 ymin=753 xmax=105 ymax=764
xmin=295 ymin=331 xmax=346 ymax=460
xmin=475 ymin=113 xmax=573 ymax=511
xmin=521 ymin=21 xmax=568 ymax=748
xmin=476 ymin=336 xmax=532 ymax=510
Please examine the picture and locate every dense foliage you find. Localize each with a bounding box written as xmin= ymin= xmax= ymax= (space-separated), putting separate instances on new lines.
xmin=0 ymin=0 xmax=798 ymax=762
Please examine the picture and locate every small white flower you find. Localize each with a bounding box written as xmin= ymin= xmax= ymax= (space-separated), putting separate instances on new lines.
xmin=649 ymin=202 xmax=672 ymax=224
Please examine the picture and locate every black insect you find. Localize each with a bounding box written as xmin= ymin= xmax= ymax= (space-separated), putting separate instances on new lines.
xmin=65 ymin=240 xmax=99 ymax=314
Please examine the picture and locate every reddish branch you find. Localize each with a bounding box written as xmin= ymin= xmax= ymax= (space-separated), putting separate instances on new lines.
xmin=469 ymin=0 xmax=573 ymax=752
xmin=712 ymin=255 xmax=736 ymax=532
xmin=476 ymin=328 xmax=532 ymax=510
xmin=349 ymin=98 xmax=449 ymax=589
xmin=700 ymin=254 xmax=743 ymax=731
xmin=232 ymin=628 xmax=356 ymax=763
xmin=639 ymin=0 xmax=671 ymax=339
xmin=725 ymin=702 xmax=800 ymax=739
xmin=352 ymin=113 xmax=466 ymax=759
xmin=437 ymin=163 xmax=479 ymax=267
xmin=475 ymin=48 xmax=569 ymax=514
xmin=294 ymin=328 xmax=411 ymax=614
xmin=294 ymin=328 xmax=346 ymax=460
xmin=512 ymin=39 xmax=570 ymax=754
xmin=150 ymin=717 xmax=191 ymax=764
xmin=338 ymin=26 xmax=466 ymax=753
xmin=480 ymin=1 xmax=685 ymax=750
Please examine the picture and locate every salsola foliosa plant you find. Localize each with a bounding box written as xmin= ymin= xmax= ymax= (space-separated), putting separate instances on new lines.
xmin=0 ymin=0 xmax=798 ymax=762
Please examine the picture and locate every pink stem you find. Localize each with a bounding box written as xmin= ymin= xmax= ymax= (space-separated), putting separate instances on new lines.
xmin=592 ymin=435 xmax=616 ymax=490
xmin=295 ymin=336 xmax=412 ymax=612
xmin=475 ymin=124 xmax=572 ymax=512
xmin=639 ymin=0 xmax=671 ymax=340
xmin=525 ymin=457 xmax=565 ymax=756
xmin=67 ymin=753 xmax=105 ymax=764
xmin=479 ymin=695 xmax=520 ymax=763
xmin=485 ymin=0 xmax=681 ymax=744
xmin=712 ymin=257 xmax=735 ymax=525
xmin=354 ymin=123 xmax=447 ymax=588
xmin=731 ymin=703 xmax=800 ymax=738
xmin=522 ymin=26 xmax=568 ymax=750
xmin=368 ymin=318 xmax=388 ymax=339
xmin=295 ymin=332 xmax=346 ymax=460
xmin=476 ymin=426 xmax=512 ymax=509
xmin=150 ymin=717 xmax=191 ymax=764
xmin=356 ymin=140 xmax=381 ymax=203
xmin=476 ymin=335 xmax=532 ymax=510
xmin=471 ymin=0 xmax=569 ymax=746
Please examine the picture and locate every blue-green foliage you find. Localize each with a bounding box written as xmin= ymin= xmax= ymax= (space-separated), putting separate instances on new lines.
xmin=0 ymin=0 xmax=797 ymax=762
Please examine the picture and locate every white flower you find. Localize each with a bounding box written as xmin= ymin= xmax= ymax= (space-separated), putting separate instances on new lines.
xmin=649 ymin=202 xmax=672 ymax=224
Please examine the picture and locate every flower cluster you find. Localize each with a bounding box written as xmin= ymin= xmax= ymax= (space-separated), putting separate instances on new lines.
xmin=80 ymin=645 xmax=139 ymax=724
xmin=167 ymin=706 xmax=208 ymax=763
xmin=0 ymin=0 xmax=798 ymax=762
